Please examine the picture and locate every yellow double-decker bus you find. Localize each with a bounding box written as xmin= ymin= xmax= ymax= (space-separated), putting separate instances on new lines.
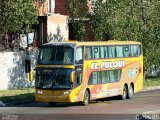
xmin=35 ymin=40 xmax=143 ymax=106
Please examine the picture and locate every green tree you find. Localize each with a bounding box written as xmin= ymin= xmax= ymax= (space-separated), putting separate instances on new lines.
xmin=90 ymin=0 xmax=160 ymax=70
xmin=0 ymin=0 xmax=38 ymax=33
xmin=90 ymin=1 xmax=109 ymax=40
xmin=66 ymin=0 xmax=160 ymax=69
xmin=105 ymin=0 xmax=160 ymax=69
xmin=66 ymin=0 xmax=88 ymax=41
xmin=0 ymin=0 xmax=38 ymax=51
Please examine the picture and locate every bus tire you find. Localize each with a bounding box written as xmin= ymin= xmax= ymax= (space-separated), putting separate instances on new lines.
xmin=120 ymin=85 xmax=127 ymax=100
xmin=82 ymin=90 xmax=90 ymax=106
xmin=127 ymin=85 xmax=134 ymax=99
xmin=49 ymin=102 xmax=57 ymax=106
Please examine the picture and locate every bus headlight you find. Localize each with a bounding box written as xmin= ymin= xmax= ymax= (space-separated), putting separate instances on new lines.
xmin=63 ymin=91 xmax=70 ymax=95
xmin=37 ymin=90 xmax=43 ymax=94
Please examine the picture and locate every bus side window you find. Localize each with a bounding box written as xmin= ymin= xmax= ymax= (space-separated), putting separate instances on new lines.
xmin=116 ymin=46 xmax=124 ymax=58
xmin=100 ymin=46 xmax=108 ymax=58
xmin=88 ymin=72 xmax=101 ymax=85
xmin=76 ymin=47 xmax=83 ymax=64
xmin=102 ymin=71 xmax=109 ymax=84
xmin=137 ymin=45 xmax=141 ymax=56
xmin=108 ymin=46 xmax=116 ymax=58
xmin=109 ymin=70 xmax=121 ymax=83
xmin=85 ymin=47 xmax=92 ymax=59
xmin=100 ymin=47 xmax=105 ymax=58
xmin=104 ymin=46 xmax=108 ymax=58
xmin=123 ymin=45 xmax=130 ymax=57
xmin=130 ymin=45 xmax=138 ymax=57
xmin=93 ymin=47 xmax=100 ymax=59
xmin=92 ymin=72 xmax=98 ymax=84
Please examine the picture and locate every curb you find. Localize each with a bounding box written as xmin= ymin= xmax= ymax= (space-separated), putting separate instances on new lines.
xmin=143 ymin=110 xmax=160 ymax=114
xmin=142 ymin=86 xmax=160 ymax=92
xmin=0 ymin=100 xmax=34 ymax=107
xmin=6 ymin=100 xmax=34 ymax=106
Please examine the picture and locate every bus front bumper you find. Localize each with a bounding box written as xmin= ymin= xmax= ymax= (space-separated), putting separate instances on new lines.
xmin=35 ymin=89 xmax=75 ymax=103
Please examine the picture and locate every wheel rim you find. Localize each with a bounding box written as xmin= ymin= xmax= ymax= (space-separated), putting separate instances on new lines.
xmin=129 ymin=86 xmax=133 ymax=97
xmin=123 ymin=86 xmax=127 ymax=99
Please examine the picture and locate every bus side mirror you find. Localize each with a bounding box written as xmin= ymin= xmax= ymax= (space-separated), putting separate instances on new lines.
xmin=29 ymin=69 xmax=33 ymax=81
xmin=70 ymin=71 xmax=75 ymax=83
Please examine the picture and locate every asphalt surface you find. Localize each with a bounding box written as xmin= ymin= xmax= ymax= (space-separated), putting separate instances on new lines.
xmin=0 ymin=89 xmax=160 ymax=120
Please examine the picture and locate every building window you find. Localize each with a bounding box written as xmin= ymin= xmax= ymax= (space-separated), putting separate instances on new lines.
xmin=48 ymin=0 xmax=55 ymax=14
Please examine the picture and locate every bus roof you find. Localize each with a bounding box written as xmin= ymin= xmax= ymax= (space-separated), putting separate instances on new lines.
xmin=44 ymin=40 xmax=141 ymax=47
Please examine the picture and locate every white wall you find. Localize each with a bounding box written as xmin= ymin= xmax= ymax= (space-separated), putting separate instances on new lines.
xmin=47 ymin=14 xmax=69 ymax=42
xmin=0 ymin=50 xmax=38 ymax=90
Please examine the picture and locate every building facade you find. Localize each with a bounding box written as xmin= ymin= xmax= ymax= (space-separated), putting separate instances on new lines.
xmin=33 ymin=0 xmax=69 ymax=46
xmin=34 ymin=0 xmax=97 ymax=42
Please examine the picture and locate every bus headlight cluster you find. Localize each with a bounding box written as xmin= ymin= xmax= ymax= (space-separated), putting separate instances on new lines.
xmin=37 ymin=90 xmax=43 ymax=94
xmin=63 ymin=91 xmax=70 ymax=95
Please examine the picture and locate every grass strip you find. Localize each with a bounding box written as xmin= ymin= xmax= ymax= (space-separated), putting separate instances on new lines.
xmin=144 ymin=78 xmax=160 ymax=88
xmin=0 ymin=88 xmax=35 ymax=105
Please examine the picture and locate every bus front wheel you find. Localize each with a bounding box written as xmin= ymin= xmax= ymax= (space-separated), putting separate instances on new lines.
xmin=82 ymin=90 xmax=90 ymax=106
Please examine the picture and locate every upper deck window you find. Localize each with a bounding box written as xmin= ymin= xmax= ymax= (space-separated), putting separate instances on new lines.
xmin=85 ymin=44 xmax=142 ymax=60
xmin=86 ymin=47 xmax=92 ymax=59
xmin=75 ymin=47 xmax=83 ymax=64
xmin=130 ymin=45 xmax=141 ymax=57
xmin=93 ymin=47 xmax=100 ymax=59
xmin=116 ymin=46 xmax=123 ymax=58
xmin=124 ymin=45 xmax=130 ymax=57
xmin=108 ymin=46 xmax=116 ymax=58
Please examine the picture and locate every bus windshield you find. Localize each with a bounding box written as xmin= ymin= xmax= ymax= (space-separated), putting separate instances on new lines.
xmin=36 ymin=68 xmax=72 ymax=89
xmin=38 ymin=46 xmax=74 ymax=65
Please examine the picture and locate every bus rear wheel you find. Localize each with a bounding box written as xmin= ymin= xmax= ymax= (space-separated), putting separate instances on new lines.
xmin=127 ymin=85 xmax=134 ymax=99
xmin=82 ymin=90 xmax=90 ymax=106
xmin=120 ymin=85 xmax=127 ymax=100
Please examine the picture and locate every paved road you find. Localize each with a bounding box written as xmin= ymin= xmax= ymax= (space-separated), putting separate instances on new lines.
xmin=0 ymin=89 xmax=160 ymax=120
